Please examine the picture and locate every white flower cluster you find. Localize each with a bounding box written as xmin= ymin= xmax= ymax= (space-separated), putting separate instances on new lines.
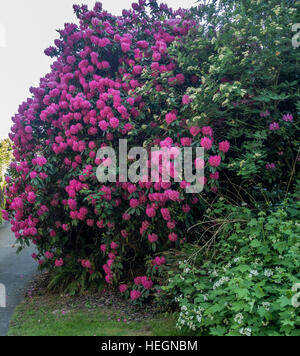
xmin=264 ymin=269 xmax=273 ymax=277
xmin=249 ymin=269 xmax=259 ymax=278
xmin=239 ymin=327 xmax=252 ymax=336
xmin=234 ymin=313 xmax=244 ymax=325
xmin=222 ymin=262 xmax=232 ymax=272
xmin=176 ymin=305 xmax=204 ymax=331
xmin=174 ymin=294 xmax=184 ymax=303
xmin=211 ymin=269 xmax=219 ymax=277
xmin=262 ymin=302 xmax=271 ymax=311
xmin=213 ymin=276 xmax=229 ymax=290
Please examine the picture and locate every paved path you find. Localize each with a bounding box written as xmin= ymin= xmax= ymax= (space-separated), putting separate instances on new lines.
xmin=0 ymin=222 xmax=37 ymax=336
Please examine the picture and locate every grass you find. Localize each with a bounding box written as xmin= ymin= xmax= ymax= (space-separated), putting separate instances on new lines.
xmin=8 ymin=294 xmax=180 ymax=336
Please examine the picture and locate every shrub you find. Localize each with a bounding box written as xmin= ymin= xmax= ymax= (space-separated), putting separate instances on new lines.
xmin=163 ymin=198 xmax=300 ymax=336
xmin=4 ymin=1 xmax=224 ymax=295
xmin=167 ymin=0 xmax=300 ymax=204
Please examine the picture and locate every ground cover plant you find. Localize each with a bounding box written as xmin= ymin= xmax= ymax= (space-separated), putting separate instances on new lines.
xmin=162 ymin=196 xmax=300 ymax=336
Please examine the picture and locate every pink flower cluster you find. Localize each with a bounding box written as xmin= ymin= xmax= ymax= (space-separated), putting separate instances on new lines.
xmin=5 ymin=1 xmax=232 ymax=299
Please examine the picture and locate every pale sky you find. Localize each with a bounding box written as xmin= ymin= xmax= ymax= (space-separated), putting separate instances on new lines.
xmin=0 ymin=0 xmax=197 ymax=140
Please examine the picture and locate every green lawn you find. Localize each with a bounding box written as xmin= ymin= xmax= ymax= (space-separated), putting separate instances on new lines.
xmin=8 ymin=295 xmax=180 ymax=336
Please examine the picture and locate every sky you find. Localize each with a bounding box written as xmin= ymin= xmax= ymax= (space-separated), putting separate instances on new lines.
xmin=0 ymin=0 xmax=197 ymax=140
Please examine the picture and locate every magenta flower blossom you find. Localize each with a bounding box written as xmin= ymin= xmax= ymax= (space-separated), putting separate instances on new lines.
xmin=282 ymin=114 xmax=293 ymax=122
xmin=201 ymin=137 xmax=213 ymax=150
xmin=118 ymin=229 xmax=126 ymax=238
xmin=180 ymin=137 xmax=192 ymax=146
xmin=110 ymin=241 xmax=118 ymax=250
xmin=81 ymin=259 xmax=92 ymax=269
xmin=269 ymin=122 xmax=280 ymax=131
xmin=99 ymin=120 xmax=109 ymax=131
xmin=25 ymin=126 xmax=33 ymax=134
xmin=55 ymin=258 xmax=64 ymax=267
xmin=133 ymin=65 xmax=143 ymax=75
xmin=182 ymin=95 xmax=191 ymax=105
xmin=119 ymin=284 xmax=128 ymax=293
xmin=122 ymin=213 xmax=131 ymax=221
xmin=167 ymin=221 xmax=176 ymax=229
xmin=148 ymin=233 xmax=158 ymax=243
xmin=153 ymin=256 xmax=166 ymax=266
xmin=168 ymin=233 xmax=178 ymax=242
xmin=86 ymin=219 xmax=94 ymax=227
xmin=260 ymin=110 xmax=270 ymax=118
xmin=210 ymin=172 xmax=220 ymax=180
xmin=141 ymin=276 xmax=153 ymax=290
xmin=146 ymin=207 xmax=156 ymax=218
xmin=165 ymin=112 xmax=177 ymax=124
xmin=182 ymin=204 xmax=190 ymax=213
xmin=266 ymin=163 xmax=276 ymax=170
xmin=121 ymin=42 xmax=131 ymax=52
xmin=36 ymin=156 xmax=47 ymax=167
xmin=209 ymin=155 xmax=222 ymax=167
xmin=1 ymin=210 xmax=9 ymax=221
xmin=109 ymin=117 xmax=119 ymax=128
xmin=130 ymin=198 xmax=139 ymax=208
xmin=152 ymin=52 xmax=161 ymax=61
xmin=27 ymin=192 xmax=36 ymax=204
xmin=164 ymin=190 xmax=180 ymax=201
xmin=130 ymin=290 xmax=142 ymax=301
xmin=202 ymin=126 xmax=213 ymax=136
xmin=134 ymin=276 xmax=142 ymax=285
xmin=219 ymin=140 xmax=230 ymax=153
xmin=190 ymin=126 xmax=201 ymax=137
xmin=161 ymin=208 xmax=171 ymax=221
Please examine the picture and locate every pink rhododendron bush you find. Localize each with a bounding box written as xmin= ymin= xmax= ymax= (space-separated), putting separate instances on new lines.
xmin=3 ymin=0 xmax=300 ymax=299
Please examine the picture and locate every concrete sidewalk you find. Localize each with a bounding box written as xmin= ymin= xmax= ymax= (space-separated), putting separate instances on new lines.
xmin=0 ymin=222 xmax=38 ymax=336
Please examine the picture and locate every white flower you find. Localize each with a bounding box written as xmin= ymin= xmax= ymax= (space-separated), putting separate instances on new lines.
xmin=262 ymin=302 xmax=271 ymax=311
xmin=249 ymin=269 xmax=259 ymax=278
xmin=264 ymin=269 xmax=273 ymax=277
xmin=234 ymin=313 xmax=244 ymax=325
xmin=196 ymin=315 xmax=202 ymax=323
xmin=239 ymin=327 xmax=252 ymax=336
xmin=213 ymin=276 xmax=229 ymax=290
xmin=211 ymin=270 xmax=219 ymax=277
